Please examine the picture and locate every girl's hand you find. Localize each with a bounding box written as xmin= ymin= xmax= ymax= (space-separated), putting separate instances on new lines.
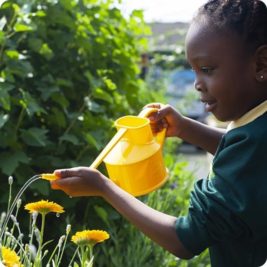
xmin=50 ymin=167 xmax=108 ymax=197
xmin=144 ymin=103 xmax=185 ymax=138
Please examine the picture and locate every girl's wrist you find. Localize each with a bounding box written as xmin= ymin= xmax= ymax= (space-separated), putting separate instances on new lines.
xmin=101 ymin=176 xmax=116 ymax=199
xmin=174 ymin=115 xmax=187 ymax=138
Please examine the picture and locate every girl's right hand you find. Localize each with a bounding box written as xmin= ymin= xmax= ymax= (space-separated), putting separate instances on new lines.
xmin=144 ymin=103 xmax=185 ymax=138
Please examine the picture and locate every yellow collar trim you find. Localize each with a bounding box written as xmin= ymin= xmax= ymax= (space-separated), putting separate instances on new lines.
xmin=227 ymin=100 xmax=267 ymax=131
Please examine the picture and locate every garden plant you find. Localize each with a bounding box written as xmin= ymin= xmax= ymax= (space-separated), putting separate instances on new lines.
xmin=0 ymin=175 xmax=110 ymax=266
xmin=0 ymin=0 xmax=211 ymax=266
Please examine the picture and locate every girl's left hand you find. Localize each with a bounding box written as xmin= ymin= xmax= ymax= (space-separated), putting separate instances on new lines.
xmin=51 ymin=167 xmax=109 ymax=197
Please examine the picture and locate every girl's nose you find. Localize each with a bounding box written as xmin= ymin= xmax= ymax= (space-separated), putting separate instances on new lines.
xmin=194 ymin=78 xmax=205 ymax=92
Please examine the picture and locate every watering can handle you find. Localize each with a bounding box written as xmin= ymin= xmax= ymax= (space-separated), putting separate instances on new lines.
xmin=138 ymin=107 xmax=166 ymax=146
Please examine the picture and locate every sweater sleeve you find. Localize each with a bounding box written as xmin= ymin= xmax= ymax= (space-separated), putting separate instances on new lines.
xmin=175 ymin=128 xmax=267 ymax=255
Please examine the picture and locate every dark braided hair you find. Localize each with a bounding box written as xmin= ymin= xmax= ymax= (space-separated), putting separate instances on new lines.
xmin=195 ymin=0 xmax=267 ymax=52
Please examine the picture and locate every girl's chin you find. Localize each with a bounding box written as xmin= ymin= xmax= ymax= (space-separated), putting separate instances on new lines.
xmin=212 ymin=112 xmax=232 ymax=123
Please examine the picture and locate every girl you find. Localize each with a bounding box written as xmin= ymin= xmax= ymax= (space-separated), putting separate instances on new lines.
xmin=51 ymin=1 xmax=267 ymax=266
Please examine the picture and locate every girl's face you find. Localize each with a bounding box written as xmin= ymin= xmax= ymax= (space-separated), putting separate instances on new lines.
xmin=185 ymin=19 xmax=259 ymax=122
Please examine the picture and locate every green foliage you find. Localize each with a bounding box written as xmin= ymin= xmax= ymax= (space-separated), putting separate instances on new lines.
xmin=0 ymin=0 xmax=157 ymax=262
xmin=0 ymin=0 xmax=152 ymax=195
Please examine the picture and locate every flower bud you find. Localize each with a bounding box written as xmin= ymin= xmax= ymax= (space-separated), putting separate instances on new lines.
xmin=28 ymin=244 xmax=37 ymax=258
xmin=66 ymin=224 xmax=71 ymax=235
xmin=16 ymin=199 xmax=22 ymax=209
xmin=32 ymin=211 xmax=38 ymax=225
xmin=43 ymin=250 xmax=48 ymax=257
xmin=58 ymin=235 xmax=65 ymax=248
xmin=8 ymin=176 xmax=13 ymax=185
xmin=0 ymin=212 xmax=6 ymax=224
xmin=34 ymin=228 xmax=41 ymax=244
xmin=19 ymin=233 xmax=24 ymax=240
xmin=10 ymin=215 xmax=17 ymax=223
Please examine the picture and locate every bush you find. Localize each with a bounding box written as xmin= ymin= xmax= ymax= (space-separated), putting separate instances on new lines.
xmin=0 ymin=0 xmax=153 ymax=199
xmin=0 ymin=0 xmax=156 ymax=263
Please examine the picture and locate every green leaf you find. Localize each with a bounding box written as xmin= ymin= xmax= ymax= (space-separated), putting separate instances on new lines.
xmin=39 ymin=43 xmax=54 ymax=60
xmin=19 ymin=89 xmax=46 ymax=116
xmin=0 ymin=82 xmax=14 ymax=110
xmin=131 ymin=10 xmax=144 ymax=19
xmin=0 ymin=113 xmax=9 ymax=128
xmin=85 ymin=98 xmax=105 ymax=113
xmin=0 ymin=151 xmax=30 ymax=175
xmin=92 ymin=88 xmax=113 ymax=103
xmin=20 ymin=127 xmax=48 ymax=147
xmin=38 ymin=85 xmax=60 ymax=101
xmin=14 ymin=23 xmax=33 ymax=32
xmin=60 ymin=133 xmax=79 ymax=145
xmin=60 ymin=0 xmax=77 ymax=10
xmin=84 ymin=133 xmax=99 ymax=149
xmin=56 ymin=78 xmax=73 ymax=88
xmin=51 ymin=93 xmax=69 ymax=109
xmin=5 ymin=50 xmax=20 ymax=60
xmin=7 ymin=60 xmax=34 ymax=78
xmin=35 ymin=10 xmax=46 ymax=17
xmin=11 ymin=3 xmax=20 ymax=13
xmin=49 ymin=107 xmax=66 ymax=128
xmin=103 ymin=77 xmax=117 ymax=90
xmin=0 ymin=31 xmax=4 ymax=45
xmin=94 ymin=205 xmax=110 ymax=226
xmin=49 ymin=8 xmax=75 ymax=29
xmin=28 ymin=37 xmax=43 ymax=52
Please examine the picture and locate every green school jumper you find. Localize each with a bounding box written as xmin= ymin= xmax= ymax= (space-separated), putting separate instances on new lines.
xmin=175 ymin=100 xmax=267 ymax=267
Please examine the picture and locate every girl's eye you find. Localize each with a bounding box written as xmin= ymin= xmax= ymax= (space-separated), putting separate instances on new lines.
xmin=200 ymin=67 xmax=214 ymax=74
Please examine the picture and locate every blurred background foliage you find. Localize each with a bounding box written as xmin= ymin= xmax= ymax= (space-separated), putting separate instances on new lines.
xmin=0 ymin=0 xmax=210 ymax=266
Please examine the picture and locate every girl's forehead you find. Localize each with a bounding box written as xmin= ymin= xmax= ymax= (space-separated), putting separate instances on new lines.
xmin=185 ymin=20 xmax=245 ymax=61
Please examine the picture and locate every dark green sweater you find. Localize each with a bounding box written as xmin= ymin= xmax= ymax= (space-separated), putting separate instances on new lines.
xmin=176 ymin=111 xmax=267 ymax=267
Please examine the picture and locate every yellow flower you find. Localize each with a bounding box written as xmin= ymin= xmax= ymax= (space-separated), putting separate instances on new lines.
xmin=24 ymin=200 xmax=64 ymax=215
xmin=72 ymin=230 xmax=109 ymax=246
xmin=1 ymin=246 xmax=24 ymax=267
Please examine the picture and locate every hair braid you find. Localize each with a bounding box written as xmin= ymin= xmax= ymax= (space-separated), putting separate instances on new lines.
xmin=195 ymin=0 xmax=267 ymax=52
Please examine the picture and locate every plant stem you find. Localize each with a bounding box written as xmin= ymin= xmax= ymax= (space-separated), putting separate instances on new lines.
xmin=57 ymin=230 xmax=70 ymax=265
xmin=68 ymin=247 xmax=79 ymax=267
xmin=0 ymin=175 xmax=41 ymax=242
xmin=7 ymin=182 xmax=12 ymax=216
xmin=14 ymin=107 xmax=25 ymax=136
xmin=35 ymin=213 xmax=46 ymax=267
xmin=60 ymin=101 xmax=86 ymax=144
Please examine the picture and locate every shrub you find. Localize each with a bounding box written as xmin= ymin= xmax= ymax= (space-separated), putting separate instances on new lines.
xmin=0 ymin=0 xmax=153 ymax=200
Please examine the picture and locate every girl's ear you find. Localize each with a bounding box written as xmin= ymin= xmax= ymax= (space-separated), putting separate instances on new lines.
xmin=255 ymin=45 xmax=267 ymax=82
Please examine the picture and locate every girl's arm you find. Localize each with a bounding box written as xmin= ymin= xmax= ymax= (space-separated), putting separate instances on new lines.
xmin=178 ymin=116 xmax=225 ymax=154
xmin=51 ymin=167 xmax=193 ymax=259
xmin=103 ymin=177 xmax=193 ymax=259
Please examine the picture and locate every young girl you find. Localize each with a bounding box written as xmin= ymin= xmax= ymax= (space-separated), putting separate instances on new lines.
xmin=51 ymin=0 xmax=267 ymax=266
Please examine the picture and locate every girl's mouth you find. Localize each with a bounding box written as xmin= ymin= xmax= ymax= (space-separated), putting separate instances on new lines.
xmin=201 ymin=99 xmax=217 ymax=112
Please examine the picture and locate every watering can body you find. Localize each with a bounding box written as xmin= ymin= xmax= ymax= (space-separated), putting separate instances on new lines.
xmin=103 ymin=109 xmax=168 ymax=196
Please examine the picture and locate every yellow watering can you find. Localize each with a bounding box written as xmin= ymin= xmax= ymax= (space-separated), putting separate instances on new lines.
xmin=91 ymin=107 xmax=168 ymax=196
xmin=42 ymin=108 xmax=168 ymax=197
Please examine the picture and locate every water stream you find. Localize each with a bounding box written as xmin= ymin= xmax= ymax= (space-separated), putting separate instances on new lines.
xmin=0 ymin=174 xmax=41 ymax=241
